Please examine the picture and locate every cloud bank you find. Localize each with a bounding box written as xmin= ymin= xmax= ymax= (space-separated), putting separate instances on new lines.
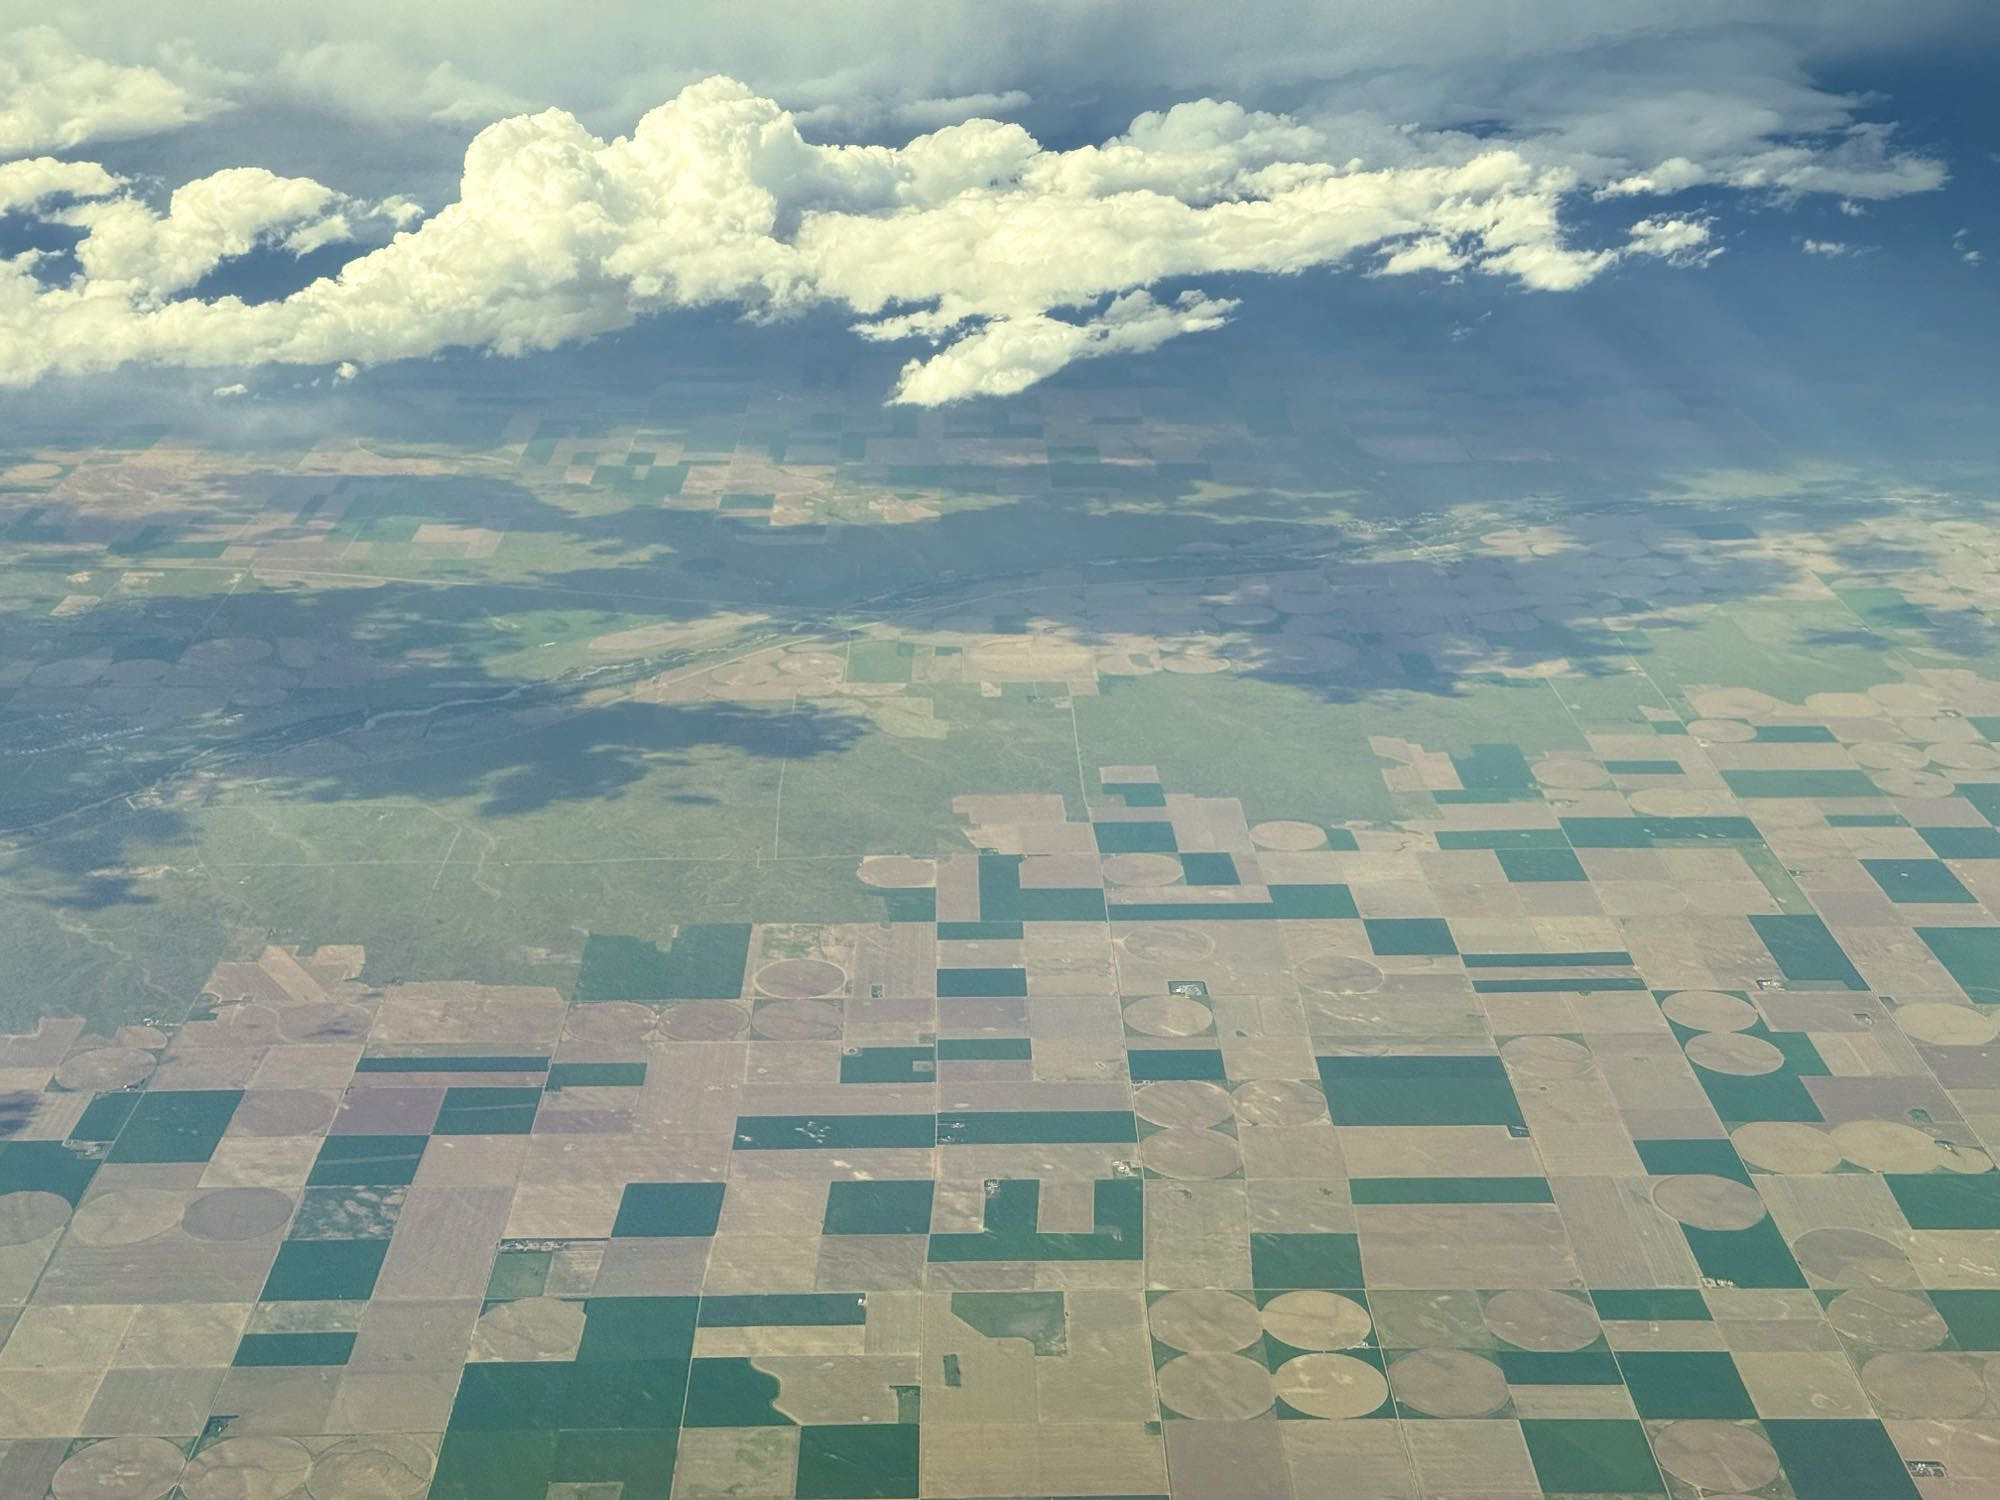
xmin=0 ymin=70 xmax=1946 ymax=403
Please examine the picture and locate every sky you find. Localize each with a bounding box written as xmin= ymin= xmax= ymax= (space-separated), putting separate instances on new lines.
xmin=0 ymin=2 xmax=1994 ymax=409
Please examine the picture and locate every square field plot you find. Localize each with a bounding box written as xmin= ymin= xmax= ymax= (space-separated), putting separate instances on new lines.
xmin=796 ymin=1423 xmax=920 ymax=1498
xmin=823 ymin=1180 xmax=934 ymax=1236
xmin=261 ymin=1238 xmax=390 ymax=1300
xmin=105 ymin=1090 xmax=243 ymax=1163
xmin=1319 ymin=1055 xmax=1525 ymax=1127
xmin=1519 ymin=1419 xmax=1664 ymax=1494
xmin=613 ymin=1181 xmax=726 ymax=1237
xmin=1362 ymin=917 xmax=1458 ymax=955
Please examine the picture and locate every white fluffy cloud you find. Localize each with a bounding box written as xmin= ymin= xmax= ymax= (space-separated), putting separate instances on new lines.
xmin=0 ymin=75 xmax=1946 ymax=402
xmin=1625 ymin=215 xmax=1719 ymax=266
xmin=878 ymin=290 xmax=1239 ymax=404
xmin=56 ymin=169 xmax=347 ymax=297
xmin=0 ymin=26 xmax=217 ymax=154
xmin=0 ymin=155 xmax=122 ymax=213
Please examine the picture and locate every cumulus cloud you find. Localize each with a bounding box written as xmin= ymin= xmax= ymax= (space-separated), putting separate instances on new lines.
xmin=0 ymin=156 xmax=122 ymax=213
xmin=879 ymin=289 xmax=1239 ymax=404
xmin=0 ymin=26 xmax=217 ymax=154
xmin=1625 ymin=215 xmax=1719 ymax=266
xmin=55 ymin=169 xmax=349 ymax=298
xmin=0 ymin=76 xmax=1950 ymax=403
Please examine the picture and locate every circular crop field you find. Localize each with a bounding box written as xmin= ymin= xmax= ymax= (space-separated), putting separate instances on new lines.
xmin=754 ymin=958 xmax=847 ymax=998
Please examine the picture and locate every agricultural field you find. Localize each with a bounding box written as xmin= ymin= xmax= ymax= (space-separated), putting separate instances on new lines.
xmin=3 ymin=341 xmax=2000 ymax=1498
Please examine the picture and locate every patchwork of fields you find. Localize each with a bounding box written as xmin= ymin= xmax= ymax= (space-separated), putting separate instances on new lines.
xmin=4 ymin=350 xmax=2000 ymax=1496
